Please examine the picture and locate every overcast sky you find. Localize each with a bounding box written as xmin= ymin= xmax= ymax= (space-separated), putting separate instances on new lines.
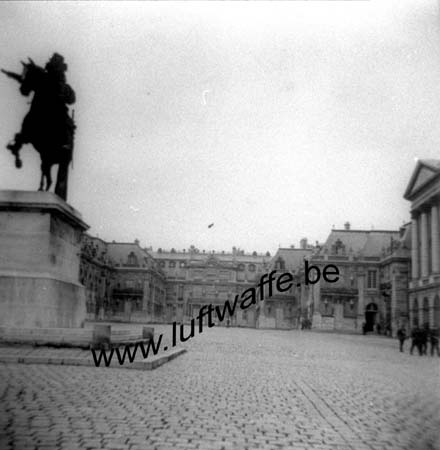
xmin=1 ymin=1 xmax=439 ymax=253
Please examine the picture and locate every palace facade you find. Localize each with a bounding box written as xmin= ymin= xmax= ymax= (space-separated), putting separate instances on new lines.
xmin=151 ymin=247 xmax=272 ymax=326
xmin=79 ymin=159 xmax=440 ymax=336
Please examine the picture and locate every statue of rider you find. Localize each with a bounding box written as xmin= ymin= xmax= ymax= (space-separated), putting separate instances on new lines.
xmin=5 ymin=53 xmax=76 ymax=158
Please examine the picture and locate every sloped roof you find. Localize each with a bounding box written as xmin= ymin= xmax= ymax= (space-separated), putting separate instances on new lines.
xmin=392 ymin=222 xmax=411 ymax=258
xmin=318 ymin=229 xmax=399 ymax=257
xmin=107 ymin=242 xmax=153 ymax=266
xmin=400 ymin=222 xmax=411 ymax=249
xmin=404 ymin=159 xmax=440 ymax=200
xmin=363 ymin=232 xmax=397 ymax=257
xmin=82 ymin=234 xmax=108 ymax=254
xmin=421 ymin=159 xmax=440 ymax=170
xmin=270 ymin=248 xmax=313 ymax=271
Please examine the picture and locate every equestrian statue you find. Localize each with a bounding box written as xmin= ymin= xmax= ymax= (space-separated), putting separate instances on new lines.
xmin=2 ymin=53 xmax=76 ymax=201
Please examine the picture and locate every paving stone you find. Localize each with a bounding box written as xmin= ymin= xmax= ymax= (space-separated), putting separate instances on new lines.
xmin=1 ymin=325 xmax=439 ymax=450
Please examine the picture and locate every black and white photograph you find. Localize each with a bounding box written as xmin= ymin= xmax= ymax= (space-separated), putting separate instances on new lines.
xmin=0 ymin=1 xmax=439 ymax=449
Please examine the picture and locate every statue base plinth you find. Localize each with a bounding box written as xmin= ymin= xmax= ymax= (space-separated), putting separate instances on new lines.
xmin=0 ymin=190 xmax=88 ymax=328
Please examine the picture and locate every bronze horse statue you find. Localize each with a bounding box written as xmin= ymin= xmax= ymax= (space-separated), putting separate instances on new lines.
xmin=2 ymin=55 xmax=75 ymax=201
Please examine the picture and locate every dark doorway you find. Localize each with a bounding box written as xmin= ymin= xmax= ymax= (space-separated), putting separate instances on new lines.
xmin=365 ymin=303 xmax=378 ymax=332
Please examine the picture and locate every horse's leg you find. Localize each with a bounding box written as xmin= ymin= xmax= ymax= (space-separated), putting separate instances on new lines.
xmin=45 ymin=164 xmax=52 ymax=191
xmin=38 ymin=163 xmax=45 ymax=191
xmin=55 ymin=161 xmax=69 ymax=201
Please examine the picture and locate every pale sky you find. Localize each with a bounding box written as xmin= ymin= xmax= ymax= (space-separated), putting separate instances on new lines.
xmin=1 ymin=1 xmax=439 ymax=253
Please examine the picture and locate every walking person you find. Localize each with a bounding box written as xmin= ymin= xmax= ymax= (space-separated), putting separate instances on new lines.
xmin=429 ymin=328 xmax=440 ymax=357
xmin=420 ymin=325 xmax=429 ymax=355
xmin=410 ymin=327 xmax=422 ymax=355
xmin=397 ymin=327 xmax=407 ymax=353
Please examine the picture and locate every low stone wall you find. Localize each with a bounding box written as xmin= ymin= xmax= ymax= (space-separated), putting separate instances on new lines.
xmin=0 ymin=325 xmax=154 ymax=349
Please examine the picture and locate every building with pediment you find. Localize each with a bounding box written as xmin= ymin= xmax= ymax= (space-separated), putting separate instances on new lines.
xmin=151 ymin=247 xmax=272 ymax=325
xmin=404 ymin=159 xmax=440 ymax=329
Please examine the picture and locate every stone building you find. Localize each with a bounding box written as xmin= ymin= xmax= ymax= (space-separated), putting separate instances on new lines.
xmin=78 ymin=160 xmax=440 ymax=334
xmin=80 ymin=234 xmax=115 ymax=320
xmin=151 ymin=247 xmax=271 ymax=326
xmin=257 ymin=242 xmax=313 ymax=329
xmin=404 ymin=159 xmax=440 ymax=329
xmin=106 ymin=241 xmax=166 ymax=322
xmin=80 ymin=237 xmax=166 ymax=323
xmin=305 ymin=223 xmax=410 ymax=335
xmin=378 ymin=223 xmax=411 ymax=335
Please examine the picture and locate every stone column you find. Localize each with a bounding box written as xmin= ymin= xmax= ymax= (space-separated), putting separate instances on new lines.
xmin=430 ymin=297 xmax=434 ymax=328
xmin=357 ymin=272 xmax=365 ymax=331
xmin=420 ymin=211 xmax=429 ymax=278
xmin=411 ymin=215 xmax=419 ymax=279
xmin=311 ymin=279 xmax=321 ymax=329
xmin=300 ymin=282 xmax=307 ymax=316
xmin=313 ymin=280 xmax=321 ymax=311
xmin=418 ymin=301 xmax=424 ymax=327
xmin=391 ymin=272 xmax=398 ymax=337
xmin=142 ymin=280 xmax=149 ymax=312
xmin=431 ymin=203 xmax=439 ymax=274
xmin=357 ymin=273 xmax=365 ymax=315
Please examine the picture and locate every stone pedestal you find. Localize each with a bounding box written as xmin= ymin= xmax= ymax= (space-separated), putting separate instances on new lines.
xmin=0 ymin=190 xmax=88 ymax=328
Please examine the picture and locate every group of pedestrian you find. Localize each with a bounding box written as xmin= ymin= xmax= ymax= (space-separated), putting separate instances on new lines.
xmin=397 ymin=324 xmax=440 ymax=356
xmin=300 ymin=318 xmax=312 ymax=330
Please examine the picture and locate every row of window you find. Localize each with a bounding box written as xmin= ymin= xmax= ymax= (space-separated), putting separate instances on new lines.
xmin=159 ymin=261 xmax=258 ymax=271
xmin=160 ymin=260 xmax=185 ymax=268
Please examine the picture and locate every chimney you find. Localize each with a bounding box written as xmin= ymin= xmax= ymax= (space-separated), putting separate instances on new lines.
xmin=300 ymin=238 xmax=308 ymax=249
xmin=134 ymin=238 xmax=140 ymax=245
xmin=344 ymin=222 xmax=351 ymax=230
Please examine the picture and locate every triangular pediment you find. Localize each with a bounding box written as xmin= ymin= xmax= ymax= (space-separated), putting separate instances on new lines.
xmin=206 ymin=254 xmax=220 ymax=266
xmin=188 ymin=254 xmax=225 ymax=269
xmin=404 ymin=160 xmax=440 ymax=200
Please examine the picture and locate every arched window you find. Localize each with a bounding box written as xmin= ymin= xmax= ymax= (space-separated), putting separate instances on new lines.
xmin=412 ymin=298 xmax=419 ymax=326
xmin=248 ymin=264 xmax=256 ymax=272
xmin=275 ymin=258 xmax=285 ymax=270
xmin=422 ymin=297 xmax=430 ymax=327
xmin=332 ymin=239 xmax=346 ymax=255
xmin=127 ymin=252 xmax=138 ymax=266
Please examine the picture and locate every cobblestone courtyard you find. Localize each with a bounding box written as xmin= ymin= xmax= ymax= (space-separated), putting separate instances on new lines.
xmin=1 ymin=326 xmax=439 ymax=450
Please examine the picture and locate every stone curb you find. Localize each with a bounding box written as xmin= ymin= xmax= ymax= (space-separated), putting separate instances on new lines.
xmin=0 ymin=347 xmax=186 ymax=370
